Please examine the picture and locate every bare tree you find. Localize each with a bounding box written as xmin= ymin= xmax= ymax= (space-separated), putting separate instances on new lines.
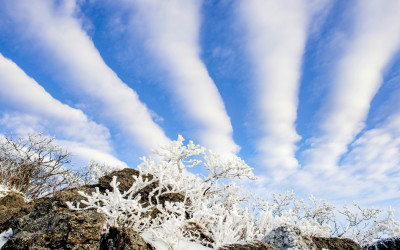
xmin=0 ymin=133 xmax=79 ymax=199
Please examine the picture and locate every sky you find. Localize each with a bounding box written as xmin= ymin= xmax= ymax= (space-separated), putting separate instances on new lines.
xmin=0 ymin=0 xmax=400 ymax=209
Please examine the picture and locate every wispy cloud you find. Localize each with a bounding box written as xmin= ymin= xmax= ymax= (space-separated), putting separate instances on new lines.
xmin=0 ymin=53 xmax=127 ymax=167
xmin=56 ymin=140 xmax=128 ymax=168
xmin=344 ymin=114 xmax=400 ymax=180
xmin=338 ymin=77 xmax=400 ymax=202
xmin=2 ymin=0 xmax=169 ymax=152
xmin=122 ymin=0 xmax=239 ymax=156
xmin=238 ymin=0 xmax=329 ymax=177
xmin=289 ymin=114 xmax=400 ymax=205
xmin=303 ymin=0 xmax=400 ymax=172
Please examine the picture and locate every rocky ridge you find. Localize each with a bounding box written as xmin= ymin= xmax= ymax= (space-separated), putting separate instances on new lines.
xmin=0 ymin=168 xmax=375 ymax=249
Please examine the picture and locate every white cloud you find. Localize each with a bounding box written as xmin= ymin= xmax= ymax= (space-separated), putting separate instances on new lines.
xmin=343 ymin=114 xmax=400 ymax=182
xmin=2 ymin=0 xmax=169 ymax=152
xmin=56 ymin=140 xmax=129 ymax=169
xmin=0 ymin=53 xmax=126 ymax=167
xmin=123 ymin=0 xmax=239 ymax=156
xmin=283 ymin=80 xmax=400 ymax=206
xmin=238 ymin=0 xmax=329 ymax=177
xmin=303 ymin=0 xmax=400 ymax=172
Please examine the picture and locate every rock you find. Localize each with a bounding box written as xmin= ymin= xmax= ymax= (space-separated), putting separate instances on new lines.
xmin=312 ymin=236 xmax=362 ymax=250
xmin=262 ymin=225 xmax=317 ymax=250
xmin=98 ymin=168 xmax=184 ymax=206
xmin=0 ymin=192 xmax=26 ymax=209
xmin=218 ymin=241 xmax=275 ymax=249
xmin=2 ymin=196 xmax=105 ymax=249
xmin=364 ymin=236 xmax=400 ymax=250
xmin=100 ymin=227 xmax=154 ymax=250
xmin=0 ymin=192 xmax=27 ymax=232
xmin=99 ymin=168 xmax=142 ymax=192
xmin=262 ymin=225 xmax=363 ymax=250
xmin=54 ymin=184 xmax=99 ymax=209
xmin=182 ymin=221 xmax=214 ymax=248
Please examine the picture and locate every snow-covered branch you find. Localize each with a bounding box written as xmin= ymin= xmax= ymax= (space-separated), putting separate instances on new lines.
xmin=67 ymin=135 xmax=400 ymax=247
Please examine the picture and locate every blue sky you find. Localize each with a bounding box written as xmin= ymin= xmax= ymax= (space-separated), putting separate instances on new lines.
xmin=1 ymin=0 xmax=400 ymax=209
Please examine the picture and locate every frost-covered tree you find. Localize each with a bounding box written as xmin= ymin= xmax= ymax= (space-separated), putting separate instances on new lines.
xmin=69 ymin=136 xmax=257 ymax=247
xmin=68 ymin=135 xmax=400 ymax=247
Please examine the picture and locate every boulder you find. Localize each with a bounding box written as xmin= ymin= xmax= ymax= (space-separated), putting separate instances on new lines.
xmin=2 ymin=196 xmax=105 ymax=249
xmin=98 ymin=168 xmax=184 ymax=206
xmin=364 ymin=236 xmax=400 ymax=250
xmin=218 ymin=241 xmax=275 ymax=249
xmin=100 ymin=227 xmax=154 ymax=250
xmin=99 ymin=168 xmax=142 ymax=192
xmin=54 ymin=184 xmax=99 ymax=209
xmin=262 ymin=225 xmax=317 ymax=250
xmin=0 ymin=192 xmax=28 ymax=232
xmin=312 ymin=236 xmax=362 ymax=250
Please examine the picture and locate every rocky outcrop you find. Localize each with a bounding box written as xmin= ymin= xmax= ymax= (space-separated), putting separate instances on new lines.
xmin=2 ymin=196 xmax=105 ymax=249
xmin=100 ymin=227 xmax=154 ymax=250
xmin=0 ymin=192 xmax=28 ymax=232
xmin=218 ymin=241 xmax=275 ymax=249
xmin=0 ymin=169 xmax=187 ymax=249
xmin=261 ymin=225 xmax=364 ymax=250
xmin=312 ymin=236 xmax=362 ymax=250
xmin=262 ymin=225 xmax=318 ymax=249
xmin=99 ymin=168 xmax=184 ymax=207
xmin=99 ymin=168 xmax=142 ymax=193
xmin=364 ymin=236 xmax=400 ymax=250
xmin=0 ymin=170 xmax=369 ymax=249
xmin=54 ymin=184 xmax=99 ymax=209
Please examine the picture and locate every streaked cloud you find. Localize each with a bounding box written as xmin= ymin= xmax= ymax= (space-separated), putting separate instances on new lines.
xmin=56 ymin=140 xmax=128 ymax=168
xmin=303 ymin=0 xmax=400 ymax=172
xmin=1 ymin=0 xmax=400 ymax=210
xmin=289 ymin=111 xmax=400 ymax=205
xmin=343 ymin=114 xmax=400 ymax=184
xmin=239 ymin=0 xmax=329 ymax=177
xmin=123 ymin=0 xmax=239 ymax=156
xmin=0 ymin=53 xmax=127 ymax=167
xmin=2 ymin=0 xmax=169 ymax=152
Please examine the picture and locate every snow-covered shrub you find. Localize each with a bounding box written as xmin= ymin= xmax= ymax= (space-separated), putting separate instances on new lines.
xmin=68 ymin=136 xmax=400 ymax=247
xmin=258 ymin=191 xmax=400 ymax=245
xmin=77 ymin=161 xmax=121 ymax=185
xmin=69 ymin=136 xmax=257 ymax=248
xmin=67 ymin=175 xmax=153 ymax=231
xmin=335 ymin=203 xmax=400 ymax=245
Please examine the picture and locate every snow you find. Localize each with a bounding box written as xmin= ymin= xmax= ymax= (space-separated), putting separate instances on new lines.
xmin=141 ymin=231 xmax=212 ymax=250
xmin=0 ymin=228 xmax=12 ymax=248
xmin=0 ymin=184 xmax=10 ymax=198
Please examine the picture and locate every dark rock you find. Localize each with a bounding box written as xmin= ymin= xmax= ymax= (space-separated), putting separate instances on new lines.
xmin=364 ymin=236 xmax=400 ymax=250
xmin=182 ymin=221 xmax=214 ymax=248
xmin=54 ymin=184 xmax=99 ymax=209
xmin=218 ymin=241 xmax=275 ymax=249
xmin=98 ymin=168 xmax=184 ymax=206
xmin=0 ymin=192 xmax=27 ymax=232
xmin=262 ymin=225 xmax=318 ymax=250
xmin=2 ymin=196 xmax=105 ymax=249
xmin=99 ymin=168 xmax=142 ymax=192
xmin=312 ymin=236 xmax=362 ymax=250
xmin=100 ymin=227 xmax=154 ymax=250
xmin=159 ymin=192 xmax=184 ymax=203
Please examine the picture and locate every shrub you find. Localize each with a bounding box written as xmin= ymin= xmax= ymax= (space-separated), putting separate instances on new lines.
xmin=69 ymin=136 xmax=400 ymax=247
xmin=0 ymin=133 xmax=79 ymax=199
